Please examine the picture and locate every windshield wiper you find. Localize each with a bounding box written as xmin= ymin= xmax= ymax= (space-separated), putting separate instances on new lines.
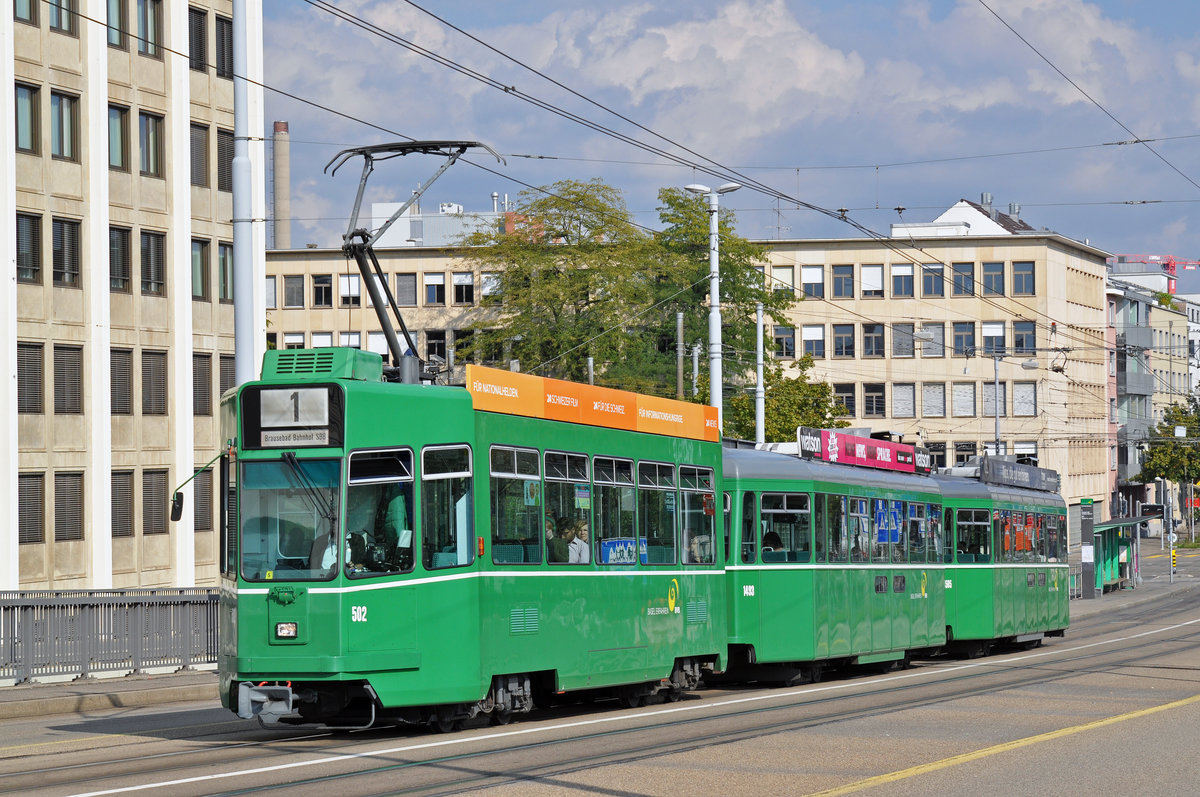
xmin=281 ymin=452 xmax=337 ymax=524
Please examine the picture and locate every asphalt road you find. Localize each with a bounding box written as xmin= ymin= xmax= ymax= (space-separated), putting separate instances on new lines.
xmin=0 ymin=577 xmax=1197 ymax=797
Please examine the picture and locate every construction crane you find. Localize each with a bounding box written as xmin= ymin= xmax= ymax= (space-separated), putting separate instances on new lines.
xmin=1108 ymin=254 xmax=1200 ymax=294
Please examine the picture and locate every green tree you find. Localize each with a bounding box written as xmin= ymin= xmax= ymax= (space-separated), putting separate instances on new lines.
xmin=1138 ymin=398 xmax=1200 ymax=487
xmin=459 ymin=179 xmax=686 ymax=384
xmin=719 ymin=357 xmax=848 ymax=442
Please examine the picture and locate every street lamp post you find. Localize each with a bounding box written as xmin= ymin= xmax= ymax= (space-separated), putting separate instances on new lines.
xmin=685 ymin=182 xmax=740 ymax=429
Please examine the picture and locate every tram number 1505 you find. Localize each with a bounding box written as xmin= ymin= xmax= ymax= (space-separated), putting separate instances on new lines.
xmin=352 ymin=606 xmax=368 ymax=622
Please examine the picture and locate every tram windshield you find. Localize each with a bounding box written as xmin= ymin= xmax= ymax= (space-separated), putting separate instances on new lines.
xmin=239 ymin=457 xmax=341 ymax=581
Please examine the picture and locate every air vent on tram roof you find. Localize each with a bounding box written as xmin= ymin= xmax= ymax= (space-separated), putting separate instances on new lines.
xmin=261 ymin=348 xmax=384 ymax=382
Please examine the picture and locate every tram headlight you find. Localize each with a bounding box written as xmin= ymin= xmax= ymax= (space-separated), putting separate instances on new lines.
xmin=275 ymin=621 xmax=298 ymax=639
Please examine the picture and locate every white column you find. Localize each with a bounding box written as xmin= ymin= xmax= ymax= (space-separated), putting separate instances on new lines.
xmin=1 ymin=5 xmax=20 ymax=589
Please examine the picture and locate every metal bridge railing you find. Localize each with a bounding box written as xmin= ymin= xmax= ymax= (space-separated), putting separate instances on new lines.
xmin=0 ymin=589 xmax=219 ymax=684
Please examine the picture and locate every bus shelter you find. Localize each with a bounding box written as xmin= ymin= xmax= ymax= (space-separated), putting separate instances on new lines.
xmin=1091 ymin=517 xmax=1143 ymax=592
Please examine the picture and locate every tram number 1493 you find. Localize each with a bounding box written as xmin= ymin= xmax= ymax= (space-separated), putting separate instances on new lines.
xmin=352 ymin=606 xmax=368 ymax=622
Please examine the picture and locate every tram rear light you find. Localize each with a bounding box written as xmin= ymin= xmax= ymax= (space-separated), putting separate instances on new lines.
xmin=478 ymin=536 xmax=485 ymax=556
xmin=276 ymin=622 xmax=298 ymax=639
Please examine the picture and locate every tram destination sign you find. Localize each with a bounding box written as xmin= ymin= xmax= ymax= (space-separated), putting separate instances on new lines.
xmin=980 ymin=455 xmax=1060 ymax=493
xmin=242 ymin=384 xmax=344 ymax=450
xmin=796 ymin=426 xmax=932 ymax=475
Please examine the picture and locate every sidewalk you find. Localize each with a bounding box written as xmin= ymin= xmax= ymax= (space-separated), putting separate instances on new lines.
xmin=1 ymin=557 xmax=1197 ymax=722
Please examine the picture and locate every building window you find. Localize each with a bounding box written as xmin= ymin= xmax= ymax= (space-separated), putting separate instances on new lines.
xmin=49 ymin=0 xmax=76 ymax=34
xmin=396 ymin=274 xmax=417 ymax=306
xmin=339 ymin=332 xmax=360 ymax=349
xmin=140 ymin=231 xmax=165 ymax=295
xmin=802 ymin=325 xmax=824 ymax=358
xmin=893 ymin=323 xmax=914 ymax=357
xmin=926 ymin=442 xmax=947 ymax=469
xmin=863 ymin=383 xmax=885 ymax=417
xmin=424 ymin=273 xmax=446 ymax=305
xmin=188 ymin=7 xmax=206 ymax=71
xmin=367 ymin=332 xmax=388 ymax=358
xmin=52 ymin=218 xmax=81 ymax=287
xmin=832 ymin=265 xmax=854 ymax=298
xmin=982 ymin=321 xmax=1005 ymax=355
xmin=772 ymin=265 xmax=794 ymax=296
xmin=215 ymin=15 xmax=233 ymax=78
xmin=833 ymin=384 xmax=856 ymax=417
xmin=982 ymin=261 xmax=1004 ymax=296
xmin=16 ymin=84 xmax=39 ymax=154
xmin=218 ymin=242 xmax=233 ymax=301
xmin=219 ymin=355 xmax=235 ymax=395
xmin=193 ymin=353 xmax=212 ymax=416
xmin=481 ymin=272 xmax=500 ymax=304
xmin=109 ymin=105 xmax=129 ymax=170
xmin=833 ymin=324 xmax=855 ymax=358
xmin=452 ymin=272 xmax=474 ymax=304
xmin=891 ymin=264 xmax=913 ymax=297
xmin=107 ymin=0 xmax=127 ymax=47
xmin=773 ymin=326 xmax=795 ymax=359
xmin=54 ymin=472 xmax=84 ymax=542
xmin=190 ymin=239 xmax=210 ymax=300
xmin=801 ymin=265 xmax=824 ymax=298
xmin=17 ymin=213 xmax=42 ymax=284
xmin=53 ymin=345 xmax=83 ymax=414
xmin=111 ymin=348 xmax=133 ymax=415
xmin=136 ymin=0 xmax=161 ymax=57
xmin=893 ymin=383 xmax=915 ymax=418
xmin=143 ymin=469 xmax=168 ymax=535
xmin=189 ymin=123 xmax=208 ymax=186
xmin=216 ymin=129 xmax=234 ymax=192
xmin=141 ymin=350 xmax=167 ymax=415
xmin=951 ymin=382 xmax=976 ymax=417
xmin=19 ymin=473 xmax=45 ymax=544
xmin=1013 ymin=261 xmax=1035 ymax=295
xmin=282 ymin=275 xmax=304 ymax=308
xmin=194 ymin=468 xmax=213 ymax=531
xmin=15 ymin=0 xmax=37 ymax=25
xmin=112 ymin=471 xmax=134 ymax=538
xmin=861 ymin=264 xmax=883 ymax=298
xmin=139 ymin=112 xmax=163 ymax=176
xmin=922 ymin=383 xmax=945 ymax=417
xmin=922 ymin=264 xmax=943 ymax=297
xmin=283 ymin=332 xmax=304 ymax=349
xmin=50 ymin=92 xmax=79 ymax=161
xmin=312 ymin=274 xmax=332 ymax=307
xmin=953 ymin=322 xmax=975 ymax=356
xmin=952 ymin=262 xmax=974 ymax=296
xmin=862 ymin=324 xmax=884 ymax=357
xmin=920 ymin=322 xmax=944 ymax=358
xmin=264 ymin=275 xmax=276 ymax=309
xmin=427 ymin=330 xmax=447 ymax=361
xmin=1013 ymin=321 xmax=1035 ymax=354
xmin=311 ymin=332 xmax=332 ymax=348
xmin=983 ymin=381 xmax=1007 ymax=418
xmin=339 ymin=274 xmax=361 ymax=307
xmin=954 ymin=442 xmax=977 ymax=466
xmin=1014 ymin=381 xmax=1037 ymax=416
xmin=17 ymin=343 xmax=44 ymax=414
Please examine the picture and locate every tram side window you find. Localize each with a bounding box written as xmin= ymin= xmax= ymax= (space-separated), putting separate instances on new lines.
xmin=822 ymin=494 xmax=849 ymax=563
xmin=422 ymin=445 xmax=474 ymax=570
xmin=871 ymin=498 xmax=903 ymax=563
xmin=741 ymin=492 xmax=757 ymax=564
xmin=638 ymin=462 xmax=677 ymax=565
xmin=906 ymin=503 xmax=926 ymax=563
xmin=1046 ymin=514 xmax=1063 ymax=562
xmin=1032 ymin=513 xmax=1045 ymax=563
xmin=490 ymin=446 xmax=541 ymax=565
xmin=848 ymin=497 xmax=871 ymax=562
xmin=956 ymin=508 xmax=991 ymax=562
xmin=760 ymin=493 xmax=811 ymax=563
xmin=680 ymin=465 xmax=715 ymax=564
xmin=545 ymin=450 xmax=591 ymax=565
xmin=345 ymin=449 xmax=415 ymax=577
xmin=723 ymin=492 xmax=732 ymax=565
xmin=594 ymin=456 xmax=636 ymax=564
xmin=927 ymin=504 xmax=946 ymax=563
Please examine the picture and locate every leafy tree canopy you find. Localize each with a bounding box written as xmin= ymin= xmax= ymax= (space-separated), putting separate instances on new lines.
xmin=1138 ymin=397 xmax=1200 ymax=485
xmin=705 ymin=358 xmax=848 ymax=442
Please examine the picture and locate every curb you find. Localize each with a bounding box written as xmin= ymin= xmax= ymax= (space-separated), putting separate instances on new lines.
xmin=0 ymin=679 xmax=220 ymax=721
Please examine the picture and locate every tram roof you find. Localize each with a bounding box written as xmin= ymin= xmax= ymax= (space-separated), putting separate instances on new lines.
xmin=722 ymin=446 xmax=939 ymax=493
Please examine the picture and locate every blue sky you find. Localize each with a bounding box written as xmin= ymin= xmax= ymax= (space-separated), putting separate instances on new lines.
xmin=262 ymin=0 xmax=1200 ymax=262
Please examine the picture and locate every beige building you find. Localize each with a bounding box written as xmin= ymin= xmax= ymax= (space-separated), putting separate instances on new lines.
xmin=263 ymin=200 xmax=1112 ymax=550
xmin=4 ymin=2 xmax=266 ymax=589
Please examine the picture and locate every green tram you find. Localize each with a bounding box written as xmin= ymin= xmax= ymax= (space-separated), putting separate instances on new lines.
xmin=936 ymin=462 xmax=1069 ymax=655
xmin=219 ymin=349 xmax=726 ymax=729
xmin=719 ymin=435 xmax=948 ymax=684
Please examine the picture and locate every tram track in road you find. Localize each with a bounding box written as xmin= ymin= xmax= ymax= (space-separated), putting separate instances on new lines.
xmin=83 ymin=612 xmax=1200 ymax=797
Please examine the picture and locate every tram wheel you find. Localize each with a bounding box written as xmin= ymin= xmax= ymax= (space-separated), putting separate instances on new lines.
xmin=617 ymin=687 xmax=643 ymax=709
xmin=432 ymin=715 xmax=459 ymax=734
xmin=491 ymin=709 xmax=512 ymax=726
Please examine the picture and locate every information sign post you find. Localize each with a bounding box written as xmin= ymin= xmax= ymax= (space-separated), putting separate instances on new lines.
xmin=1080 ymin=499 xmax=1095 ymax=599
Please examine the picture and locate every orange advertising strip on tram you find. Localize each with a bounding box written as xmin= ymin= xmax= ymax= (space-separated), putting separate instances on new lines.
xmin=466 ymin=365 xmax=713 ymax=442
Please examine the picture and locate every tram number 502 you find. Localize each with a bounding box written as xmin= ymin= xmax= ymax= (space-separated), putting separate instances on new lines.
xmin=351 ymin=606 xmax=368 ymax=622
